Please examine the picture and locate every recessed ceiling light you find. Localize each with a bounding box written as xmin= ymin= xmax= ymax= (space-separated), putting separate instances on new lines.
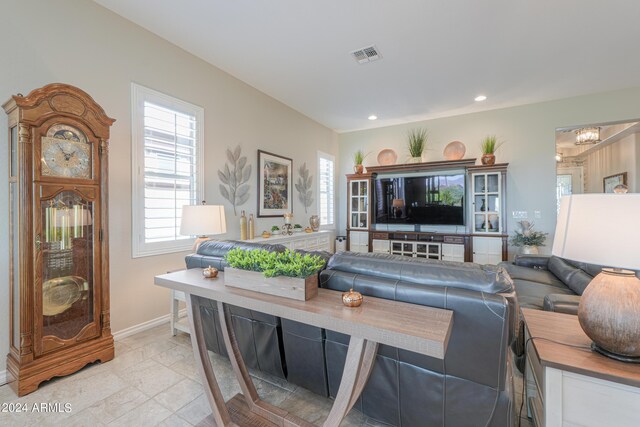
xmin=368 ymin=115 xmax=378 ymax=121
xmin=475 ymin=95 xmax=487 ymax=102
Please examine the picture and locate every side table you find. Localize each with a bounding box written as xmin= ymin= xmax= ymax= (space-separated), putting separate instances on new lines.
xmin=171 ymin=289 xmax=190 ymax=336
xmin=522 ymin=308 xmax=640 ymax=427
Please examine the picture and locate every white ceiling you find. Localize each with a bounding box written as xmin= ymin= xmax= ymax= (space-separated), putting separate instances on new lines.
xmin=94 ymin=0 xmax=640 ymax=133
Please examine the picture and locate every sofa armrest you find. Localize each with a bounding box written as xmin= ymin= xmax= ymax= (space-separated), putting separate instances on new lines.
xmin=513 ymin=254 xmax=550 ymax=270
xmin=543 ymin=294 xmax=581 ymax=315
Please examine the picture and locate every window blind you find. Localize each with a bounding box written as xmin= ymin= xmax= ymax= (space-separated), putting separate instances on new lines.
xmin=143 ymin=102 xmax=198 ymax=243
xmin=318 ymin=154 xmax=334 ymax=225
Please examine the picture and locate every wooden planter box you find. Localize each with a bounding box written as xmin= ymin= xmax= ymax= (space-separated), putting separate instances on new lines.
xmin=224 ymin=267 xmax=318 ymax=301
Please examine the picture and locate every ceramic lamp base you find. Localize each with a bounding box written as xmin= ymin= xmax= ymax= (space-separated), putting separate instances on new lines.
xmin=578 ymin=268 xmax=640 ymax=361
xmin=591 ymin=343 xmax=640 ymax=363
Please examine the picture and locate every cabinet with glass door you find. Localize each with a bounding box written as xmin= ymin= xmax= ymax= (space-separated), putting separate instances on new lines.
xmin=468 ymin=164 xmax=508 ymax=264
xmin=346 ymin=173 xmax=370 ymax=252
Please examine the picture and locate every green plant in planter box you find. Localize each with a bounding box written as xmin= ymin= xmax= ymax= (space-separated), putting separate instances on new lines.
xmin=271 ymin=225 xmax=280 ymax=232
xmin=509 ymin=221 xmax=547 ymax=247
xmin=225 ymin=248 xmax=326 ymax=278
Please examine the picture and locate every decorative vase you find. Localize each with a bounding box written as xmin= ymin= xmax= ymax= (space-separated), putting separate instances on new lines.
xmin=309 ymin=215 xmax=320 ymax=231
xmin=521 ymin=245 xmax=539 ymax=255
xmin=481 ymin=154 xmax=496 ymax=165
xmin=248 ymin=214 xmax=255 ymax=240
xmin=408 ymin=156 xmax=422 ymax=164
xmin=578 ymin=269 xmax=640 ymax=359
xmin=354 ymin=164 xmax=364 ymax=174
xmin=240 ymin=210 xmax=247 ymax=240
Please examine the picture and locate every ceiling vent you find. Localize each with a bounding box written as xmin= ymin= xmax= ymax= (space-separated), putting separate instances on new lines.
xmin=351 ymin=45 xmax=381 ymax=64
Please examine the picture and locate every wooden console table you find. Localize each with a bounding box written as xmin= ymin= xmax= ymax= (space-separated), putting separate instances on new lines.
xmin=155 ymin=269 xmax=453 ymax=427
xmin=523 ymin=308 xmax=640 ymax=427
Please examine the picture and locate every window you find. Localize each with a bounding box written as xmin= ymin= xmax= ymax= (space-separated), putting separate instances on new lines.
xmin=131 ymin=83 xmax=204 ymax=257
xmin=317 ymin=151 xmax=335 ymax=226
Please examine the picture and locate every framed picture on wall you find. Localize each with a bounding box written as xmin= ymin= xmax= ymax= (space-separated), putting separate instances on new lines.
xmin=603 ymin=172 xmax=627 ymax=193
xmin=258 ymin=150 xmax=293 ymax=217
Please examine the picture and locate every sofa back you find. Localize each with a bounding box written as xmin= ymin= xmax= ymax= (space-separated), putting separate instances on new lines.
xmin=321 ymin=252 xmax=515 ymax=390
xmin=185 ymin=240 xmax=288 ymax=270
xmin=547 ymin=256 xmax=601 ymax=295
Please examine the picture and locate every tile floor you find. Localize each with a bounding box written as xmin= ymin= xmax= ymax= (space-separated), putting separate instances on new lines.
xmin=0 ymin=324 xmax=533 ymax=426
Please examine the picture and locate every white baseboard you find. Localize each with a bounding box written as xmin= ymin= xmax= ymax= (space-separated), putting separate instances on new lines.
xmin=0 ymin=311 xmax=189 ymax=386
xmin=112 ymin=308 xmax=187 ymax=341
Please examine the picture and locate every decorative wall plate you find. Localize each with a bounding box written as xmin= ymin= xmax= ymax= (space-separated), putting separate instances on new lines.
xmin=443 ymin=141 xmax=466 ymax=160
xmin=377 ymin=149 xmax=397 ymax=166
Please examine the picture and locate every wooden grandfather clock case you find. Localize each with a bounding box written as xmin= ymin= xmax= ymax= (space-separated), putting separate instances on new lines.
xmin=3 ymin=83 xmax=115 ymax=396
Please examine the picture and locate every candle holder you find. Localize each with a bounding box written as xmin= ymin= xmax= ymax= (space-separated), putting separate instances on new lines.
xmin=282 ymin=223 xmax=294 ymax=235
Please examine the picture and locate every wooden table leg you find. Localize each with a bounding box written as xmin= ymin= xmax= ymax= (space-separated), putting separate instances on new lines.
xmin=185 ymin=293 xmax=234 ymax=426
xmin=322 ymin=337 xmax=379 ymax=427
xmin=187 ymin=295 xmax=378 ymax=427
xmin=217 ymin=301 xmax=316 ymax=427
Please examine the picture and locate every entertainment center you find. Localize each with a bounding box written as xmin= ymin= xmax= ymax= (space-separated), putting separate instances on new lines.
xmin=346 ymin=158 xmax=508 ymax=264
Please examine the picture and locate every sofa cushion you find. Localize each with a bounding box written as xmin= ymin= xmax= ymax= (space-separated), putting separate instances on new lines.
xmin=327 ymin=252 xmax=513 ymax=294
xmin=513 ymin=279 xmax=576 ymax=309
xmin=547 ymin=256 xmax=597 ymax=295
xmin=500 ymin=262 xmax=566 ymax=288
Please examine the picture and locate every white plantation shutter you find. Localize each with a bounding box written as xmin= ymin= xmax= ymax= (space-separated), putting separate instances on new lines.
xmin=131 ymin=84 xmax=204 ymax=257
xmin=318 ymin=152 xmax=335 ymax=226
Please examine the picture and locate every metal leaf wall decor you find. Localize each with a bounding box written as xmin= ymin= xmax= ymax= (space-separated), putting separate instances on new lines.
xmin=218 ymin=145 xmax=251 ymax=216
xmin=295 ymin=162 xmax=313 ymax=213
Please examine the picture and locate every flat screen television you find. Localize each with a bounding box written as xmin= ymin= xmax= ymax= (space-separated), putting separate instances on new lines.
xmin=373 ymin=173 xmax=465 ymax=226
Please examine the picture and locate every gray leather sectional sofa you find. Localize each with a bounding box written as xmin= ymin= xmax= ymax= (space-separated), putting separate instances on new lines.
xmin=498 ymin=254 xmax=602 ymax=314
xmin=185 ymin=240 xmax=517 ymax=426
xmin=498 ymin=254 xmax=604 ymax=371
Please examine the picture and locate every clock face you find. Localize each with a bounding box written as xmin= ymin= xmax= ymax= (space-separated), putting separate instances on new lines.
xmin=41 ymin=124 xmax=92 ymax=179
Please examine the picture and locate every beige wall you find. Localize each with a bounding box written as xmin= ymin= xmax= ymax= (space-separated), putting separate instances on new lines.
xmin=583 ymin=134 xmax=637 ymax=193
xmin=0 ymin=0 xmax=337 ymax=377
xmin=338 ymin=88 xmax=640 ymax=254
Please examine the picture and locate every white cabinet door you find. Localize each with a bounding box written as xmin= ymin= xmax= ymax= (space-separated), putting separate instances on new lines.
xmin=317 ymin=235 xmax=331 ymax=252
xmin=441 ymin=243 xmax=465 ymax=263
xmin=472 ymin=236 xmax=503 ymax=264
xmin=349 ymin=231 xmax=369 ymax=253
xmin=372 ymin=239 xmax=390 ymax=254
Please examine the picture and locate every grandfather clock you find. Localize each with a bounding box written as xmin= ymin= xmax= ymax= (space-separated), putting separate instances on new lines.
xmin=3 ymin=84 xmax=115 ymax=396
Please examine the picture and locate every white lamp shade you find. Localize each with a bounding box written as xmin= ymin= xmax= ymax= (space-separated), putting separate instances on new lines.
xmin=180 ymin=204 xmax=227 ymax=236
xmin=553 ymin=194 xmax=640 ymax=270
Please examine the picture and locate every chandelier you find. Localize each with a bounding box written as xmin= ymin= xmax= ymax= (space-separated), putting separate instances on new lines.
xmin=575 ymin=127 xmax=600 ymax=145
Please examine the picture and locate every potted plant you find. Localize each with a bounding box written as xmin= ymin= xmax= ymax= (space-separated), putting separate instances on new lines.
xmin=224 ymin=248 xmax=326 ymax=300
xmin=407 ymin=128 xmax=428 ymax=163
xmin=509 ymin=221 xmax=547 ymax=254
xmin=353 ymin=150 xmax=369 ymax=174
xmin=271 ymin=225 xmax=280 ymax=235
xmin=293 ymin=224 xmax=303 ymax=233
xmin=480 ymin=135 xmax=503 ymax=165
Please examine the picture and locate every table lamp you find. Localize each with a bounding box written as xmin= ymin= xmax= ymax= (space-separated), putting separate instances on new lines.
xmin=180 ymin=202 xmax=227 ymax=250
xmin=392 ymin=198 xmax=404 ymax=218
xmin=553 ymin=194 xmax=640 ymax=362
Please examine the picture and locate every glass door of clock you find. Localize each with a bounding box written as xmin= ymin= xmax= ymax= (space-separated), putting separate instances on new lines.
xmin=34 ymin=186 xmax=100 ymax=355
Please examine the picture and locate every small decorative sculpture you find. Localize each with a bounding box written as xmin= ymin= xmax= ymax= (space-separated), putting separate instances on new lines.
xmin=342 ymin=289 xmax=363 ymax=307
xmin=202 ymin=265 xmax=219 ymax=279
